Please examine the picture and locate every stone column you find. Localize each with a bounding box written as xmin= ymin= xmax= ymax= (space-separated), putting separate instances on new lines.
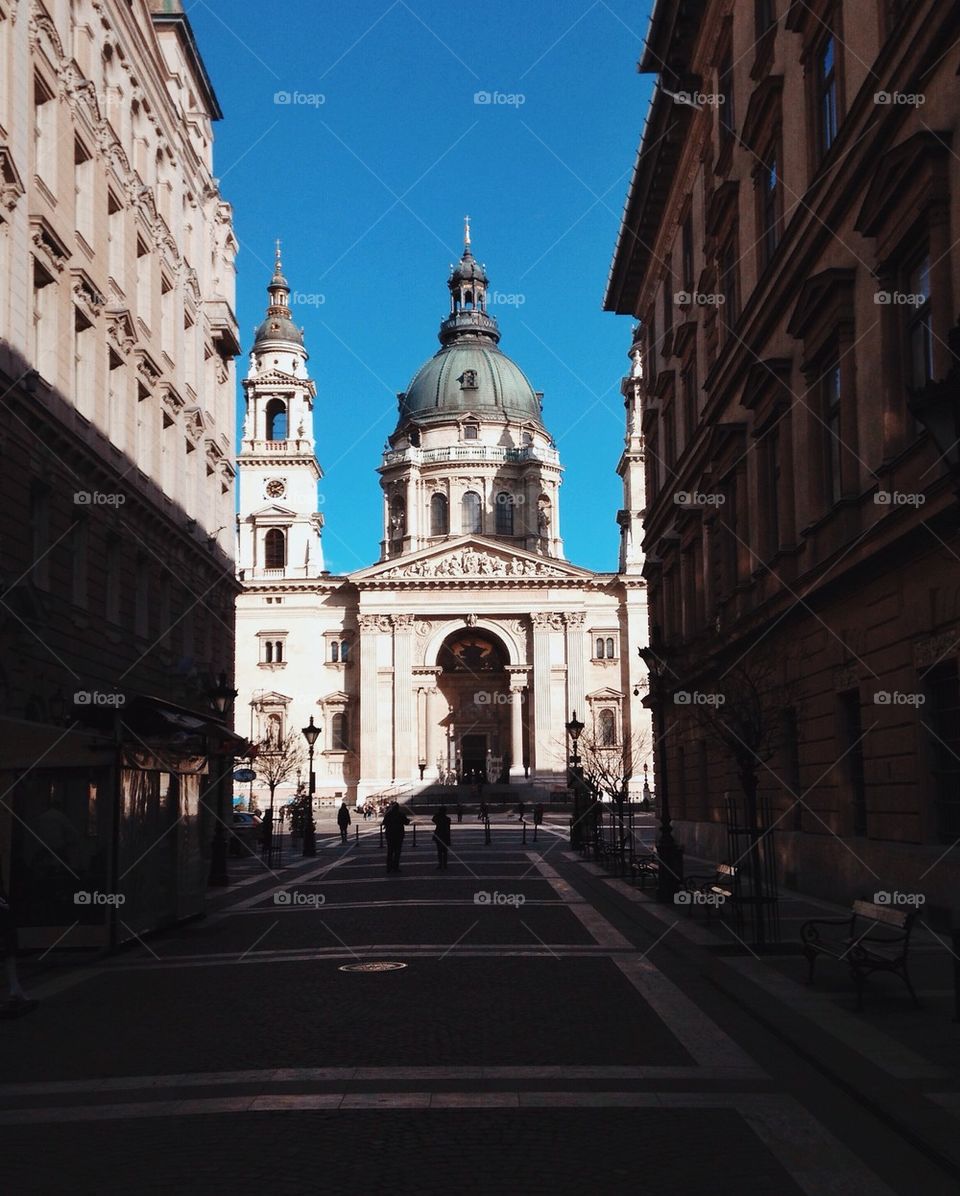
xmin=393 ymin=613 xmax=415 ymax=782
xmin=531 ymin=612 xmax=555 ymax=779
xmin=358 ymin=614 xmax=383 ymax=797
xmin=416 ymin=685 xmax=428 ymax=769
xmin=564 ymin=612 xmax=585 ymax=722
xmin=509 ymin=681 xmax=525 ymax=780
xmin=425 ymin=684 xmax=441 ymax=776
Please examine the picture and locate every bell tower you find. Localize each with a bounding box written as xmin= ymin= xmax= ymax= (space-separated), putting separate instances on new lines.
xmin=237 ymin=244 xmax=324 ymax=579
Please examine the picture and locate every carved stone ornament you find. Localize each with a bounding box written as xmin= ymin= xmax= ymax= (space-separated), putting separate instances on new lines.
xmin=394 ymin=613 xmax=415 ymax=630
xmin=359 ymin=614 xmax=394 ymax=632
xmin=531 ymin=612 xmax=560 ymax=629
xmin=564 ymin=612 xmax=586 ymax=628
xmin=382 ymin=549 xmax=566 ymax=580
xmin=914 ymin=632 xmax=958 ymax=670
xmin=414 ymin=619 xmax=432 ymax=638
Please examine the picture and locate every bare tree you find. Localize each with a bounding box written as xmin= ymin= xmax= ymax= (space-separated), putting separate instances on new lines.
xmin=253 ymin=732 xmax=305 ymax=818
xmin=577 ymin=727 xmax=650 ymax=804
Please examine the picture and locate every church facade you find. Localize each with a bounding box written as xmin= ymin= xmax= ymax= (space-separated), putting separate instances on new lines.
xmin=235 ymin=229 xmax=649 ymax=807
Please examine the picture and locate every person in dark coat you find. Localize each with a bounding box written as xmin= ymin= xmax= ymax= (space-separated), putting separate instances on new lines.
xmin=382 ymin=802 xmax=411 ymax=873
xmin=337 ymin=801 xmax=351 ymax=844
xmin=455 ymin=802 xmax=463 ymax=824
xmin=432 ymin=804 xmax=452 ymax=870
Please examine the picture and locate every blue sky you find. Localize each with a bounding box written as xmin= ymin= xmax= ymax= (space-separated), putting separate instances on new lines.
xmin=187 ymin=0 xmax=654 ymax=573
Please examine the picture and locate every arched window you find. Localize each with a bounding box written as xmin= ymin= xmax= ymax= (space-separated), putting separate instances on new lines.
xmin=265 ymin=398 xmax=287 ymax=441
xmin=390 ymin=495 xmax=406 ymax=539
xmin=274 ymin=641 xmax=283 ymax=663
xmin=265 ymin=641 xmax=273 ymax=663
xmin=331 ymin=641 xmax=339 ymax=663
xmin=464 ymin=290 xmax=473 ymax=309
xmin=598 ymin=709 xmax=616 ymax=747
xmin=332 ymin=711 xmax=348 ymax=751
xmin=606 ymin=637 xmax=615 ymax=659
xmin=495 ymin=492 xmax=514 ymax=535
xmin=340 ymin=640 xmax=350 ymax=662
xmin=430 ymin=492 xmax=449 ymax=536
xmin=264 ymin=528 xmax=286 ymax=569
xmin=462 ymin=490 xmax=482 ymax=534
xmin=596 ymin=637 xmax=605 ymax=659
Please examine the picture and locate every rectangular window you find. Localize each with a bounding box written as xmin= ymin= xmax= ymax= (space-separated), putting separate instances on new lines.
xmin=756 ymin=0 xmax=776 ymax=38
xmin=74 ymin=307 xmax=94 ymax=420
xmin=719 ymin=46 xmax=735 ymax=138
xmin=765 ymin=424 xmax=781 ymax=554
xmin=719 ymin=239 xmax=739 ymax=336
xmin=33 ymin=258 xmax=58 ymax=382
xmin=34 ymin=74 xmax=57 ymax=192
xmin=136 ymin=236 xmax=151 ymax=330
xmin=839 ymin=689 xmax=867 ymax=836
xmin=30 ymin=483 xmax=50 ymax=590
xmin=161 ymin=274 xmax=175 ymax=359
xmin=662 ymin=260 xmax=673 ymax=337
xmin=70 ymin=517 xmax=88 ymax=609
xmin=780 ymin=707 xmax=802 ymax=829
xmin=816 ymin=32 xmax=839 ymax=158
xmin=682 ymin=364 xmax=697 ymax=447
xmin=926 ymin=661 xmax=960 ymax=843
xmin=720 ymin=472 xmax=738 ymax=592
xmin=760 ymin=140 xmax=781 ymax=266
xmin=906 ymin=252 xmax=933 ymax=388
xmin=108 ymin=190 xmax=125 ymax=288
xmin=681 ymin=213 xmax=694 ymax=294
xmin=105 ymin=536 xmax=121 ymax=623
xmin=662 ymin=404 xmax=676 ymax=472
xmin=823 ymin=363 xmax=842 ymax=505
xmin=75 ymin=138 xmax=94 ymax=246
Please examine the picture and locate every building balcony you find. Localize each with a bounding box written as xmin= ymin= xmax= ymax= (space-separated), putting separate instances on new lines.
xmin=381 ymin=444 xmax=560 ymax=468
xmin=241 ymin=439 xmax=315 ymax=455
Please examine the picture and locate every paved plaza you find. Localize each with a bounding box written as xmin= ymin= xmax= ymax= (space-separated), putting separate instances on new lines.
xmin=4 ymin=814 xmax=960 ymax=1194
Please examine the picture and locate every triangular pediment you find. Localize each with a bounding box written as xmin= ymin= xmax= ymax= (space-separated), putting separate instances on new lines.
xmin=247 ymin=369 xmax=300 ymax=386
xmin=587 ymin=687 xmax=624 ymax=702
xmin=247 ymin=503 xmax=298 ymax=519
xmin=257 ymin=691 xmax=291 ymax=705
xmin=350 ymin=536 xmax=595 ymax=583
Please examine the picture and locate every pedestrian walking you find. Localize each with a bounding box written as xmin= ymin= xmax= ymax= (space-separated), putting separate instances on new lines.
xmin=517 ymin=799 xmax=526 ymax=822
xmin=259 ymin=809 xmax=273 ymax=856
xmin=0 ymin=864 xmax=37 ymax=1019
xmin=534 ymin=802 xmax=544 ymax=827
xmin=337 ymin=801 xmax=351 ymax=844
xmin=432 ymin=804 xmax=452 ymax=869
xmin=455 ymin=802 xmax=463 ymax=823
xmin=477 ymin=799 xmax=489 ymax=823
xmin=382 ymin=802 xmax=411 ymax=873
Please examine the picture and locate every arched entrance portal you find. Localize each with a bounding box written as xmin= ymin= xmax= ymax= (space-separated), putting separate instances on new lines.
xmin=436 ymin=629 xmax=514 ymax=783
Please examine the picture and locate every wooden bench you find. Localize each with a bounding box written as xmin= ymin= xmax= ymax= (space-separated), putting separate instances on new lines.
xmin=680 ymin=863 xmax=738 ymax=918
xmin=800 ymin=899 xmax=920 ymax=1011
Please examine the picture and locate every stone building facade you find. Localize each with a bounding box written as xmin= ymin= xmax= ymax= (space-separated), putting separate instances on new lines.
xmin=605 ymin=0 xmax=960 ymax=914
xmin=0 ymin=0 xmax=240 ymax=943
xmin=236 ymin=229 xmax=650 ymax=809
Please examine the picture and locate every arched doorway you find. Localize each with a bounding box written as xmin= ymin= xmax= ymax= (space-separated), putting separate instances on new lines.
xmin=435 ymin=628 xmax=512 ymax=783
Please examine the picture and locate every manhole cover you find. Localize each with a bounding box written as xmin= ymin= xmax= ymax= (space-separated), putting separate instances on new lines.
xmin=338 ymin=961 xmax=408 ymax=973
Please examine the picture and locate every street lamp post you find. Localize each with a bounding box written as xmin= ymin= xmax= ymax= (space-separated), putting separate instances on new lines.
xmin=208 ymin=670 xmax=238 ymax=887
xmin=638 ymin=645 xmax=684 ymax=900
xmin=565 ymin=711 xmax=586 ymax=849
xmin=301 ymin=716 xmax=320 ymax=857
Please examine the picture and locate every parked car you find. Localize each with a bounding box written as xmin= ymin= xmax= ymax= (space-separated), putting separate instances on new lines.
xmin=229 ymin=811 xmax=263 ymax=856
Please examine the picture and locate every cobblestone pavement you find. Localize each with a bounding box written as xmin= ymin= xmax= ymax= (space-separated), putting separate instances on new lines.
xmin=3 ymin=819 xmax=958 ymax=1194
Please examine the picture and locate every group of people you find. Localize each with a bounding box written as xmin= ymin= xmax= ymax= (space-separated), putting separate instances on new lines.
xmin=380 ymin=802 xmax=452 ymax=871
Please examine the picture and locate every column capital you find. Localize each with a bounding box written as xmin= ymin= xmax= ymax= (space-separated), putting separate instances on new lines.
xmin=563 ymin=611 xmax=586 ymax=628
xmin=531 ymin=611 xmax=563 ymax=630
xmin=359 ymin=613 xmax=393 ymax=632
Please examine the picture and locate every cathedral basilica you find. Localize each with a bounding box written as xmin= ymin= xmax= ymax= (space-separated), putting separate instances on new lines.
xmin=235 ymin=226 xmax=649 ymax=806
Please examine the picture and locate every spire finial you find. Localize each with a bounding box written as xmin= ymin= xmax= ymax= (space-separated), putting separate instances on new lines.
xmin=463 ymin=215 xmax=471 ymax=251
xmin=275 ymin=238 xmax=282 ymax=270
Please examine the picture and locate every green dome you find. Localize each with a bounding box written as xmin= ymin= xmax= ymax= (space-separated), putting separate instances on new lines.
xmin=400 ymin=342 xmax=543 ymax=426
xmin=253 ymin=315 xmax=304 ymax=346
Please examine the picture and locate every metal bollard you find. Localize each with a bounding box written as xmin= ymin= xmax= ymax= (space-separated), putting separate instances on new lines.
xmin=484 ymin=817 xmax=491 ymax=846
xmin=355 ymin=825 xmax=359 ymax=843
xmin=522 ymin=821 xmax=527 ymax=845
xmin=412 ymin=823 xmax=417 ymax=849
xmin=379 ymin=824 xmax=384 ymax=849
